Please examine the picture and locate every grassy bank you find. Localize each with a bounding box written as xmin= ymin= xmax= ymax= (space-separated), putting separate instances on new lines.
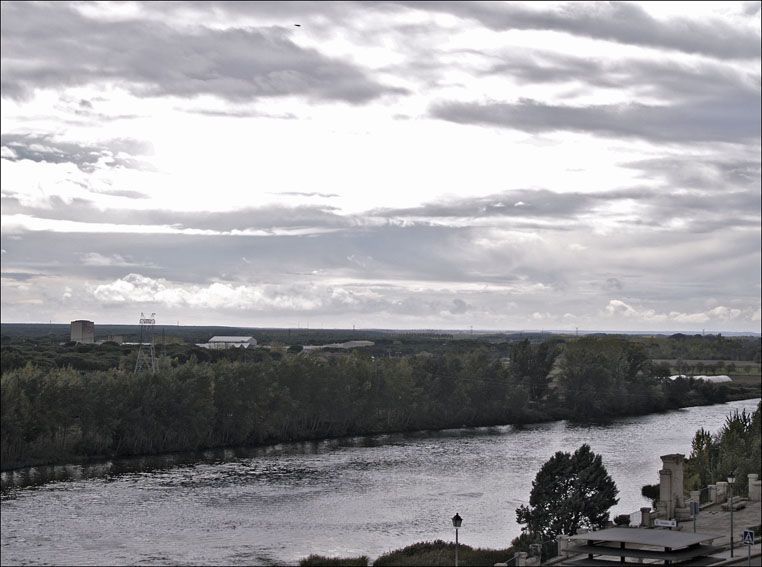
xmin=300 ymin=541 xmax=516 ymax=567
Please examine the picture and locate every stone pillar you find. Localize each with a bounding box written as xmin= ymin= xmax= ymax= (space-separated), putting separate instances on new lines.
xmin=659 ymin=467 xmax=673 ymax=518
xmin=640 ymin=507 xmax=652 ymax=528
xmin=690 ymin=490 xmax=701 ymax=505
xmin=556 ymin=535 xmax=568 ymax=555
xmin=659 ymin=454 xmax=685 ymax=519
xmin=708 ymin=485 xmax=717 ymax=504
xmin=716 ymin=481 xmax=728 ymax=502
xmin=749 ymin=474 xmax=761 ymax=502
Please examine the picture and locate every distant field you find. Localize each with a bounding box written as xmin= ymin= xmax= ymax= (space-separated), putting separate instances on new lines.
xmin=653 ymin=359 xmax=761 ymax=377
xmin=653 ymin=359 xmax=760 ymax=367
xmin=728 ymin=375 xmax=762 ymax=388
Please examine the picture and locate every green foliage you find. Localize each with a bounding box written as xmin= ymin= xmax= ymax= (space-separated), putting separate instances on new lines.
xmin=299 ymin=554 xmax=369 ymax=566
xmin=1 ymin=329 xmax=758 ymax=471
xmin=509 ymin=339 xmax=561 ymax=401
xmin=684 ymin=402 xmax=761 ymax=492
xmin=372 ymin=540 xmax=513 ymax=567
xmin=557 ymin=337 xmax=662 ymax=418
xmin=515 ymin=444 xmax=619 ymax=540
xmin=641 ymin=483 xmax=660 ymax=506
xmin=638 ymin=334 xmax=761 ymax=363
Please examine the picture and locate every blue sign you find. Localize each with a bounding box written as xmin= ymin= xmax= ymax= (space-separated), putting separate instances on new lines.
xmin=743 ymin=530 xmax=755 ymax=546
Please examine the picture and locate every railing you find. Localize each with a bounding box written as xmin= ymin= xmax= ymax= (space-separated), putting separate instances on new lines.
xmin=699 ymin=486 xmax=711 ymax=505
xmin=504 ymin=540 xmax=558 ymax=565
xmin=540 ymin=539 xmax=559 ymax=561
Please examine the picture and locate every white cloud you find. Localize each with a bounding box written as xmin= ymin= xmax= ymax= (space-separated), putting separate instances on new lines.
xmin=80 ymin=253 xmax=143 ymax=267
xmin=603 ymin=299 xmax=756 ymax=327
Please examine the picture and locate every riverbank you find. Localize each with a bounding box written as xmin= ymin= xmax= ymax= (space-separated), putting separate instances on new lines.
xmin=4 ymin=335 xmax=759 ymax=472
xmin=2 ymin=386 xmax=759 ymax=475
xmin=3 ymin=380 xmax=759 ymax=475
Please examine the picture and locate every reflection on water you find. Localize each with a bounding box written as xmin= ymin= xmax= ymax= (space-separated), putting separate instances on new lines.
xmin=0 ymin=426 xmax=516 ymax=493
xmin=1 ymin=399 xmax=758 ymax=566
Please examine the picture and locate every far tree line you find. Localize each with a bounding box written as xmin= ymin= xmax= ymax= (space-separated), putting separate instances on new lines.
xmin=2 ymin=336 xmax=757 ymax=471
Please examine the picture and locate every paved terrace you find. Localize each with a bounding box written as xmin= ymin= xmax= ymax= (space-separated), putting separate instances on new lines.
xmin=553 ymin=499 xmax=761 ymax=565
xmin=690 ymin=498 xmax=761 ymax=564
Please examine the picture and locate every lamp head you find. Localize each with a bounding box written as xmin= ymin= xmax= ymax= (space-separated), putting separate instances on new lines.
xmin=728 ymin=471 xmax=735 ymax=484
xmin=452 ymin=513 xmax=463 ymax=528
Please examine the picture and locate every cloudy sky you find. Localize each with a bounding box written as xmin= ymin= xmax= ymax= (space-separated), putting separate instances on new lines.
xmin=1 ymin=1 xmax=760 ymax=333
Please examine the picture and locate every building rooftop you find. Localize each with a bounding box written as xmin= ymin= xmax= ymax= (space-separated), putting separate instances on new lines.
xmin=568 ymin=526 xmax=720 ymax=548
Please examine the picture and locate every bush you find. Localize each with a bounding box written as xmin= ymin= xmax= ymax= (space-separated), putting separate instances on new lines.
xmin=372 ymin=540 xmax=513 ymax=566
xmin=299 ymin=555 xmax=369 ymax=566
xmin=641 ymin=483 xmax=660 ymax=506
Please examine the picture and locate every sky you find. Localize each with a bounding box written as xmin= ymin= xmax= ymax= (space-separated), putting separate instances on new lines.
xmin=1 ymin=1 xmax=760 ymax=333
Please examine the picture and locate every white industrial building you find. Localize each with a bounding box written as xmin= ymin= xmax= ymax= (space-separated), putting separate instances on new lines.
xmin=70 ymin=320 xmax=95 ymax=343
xmin=197 ymin=336 xmax=258 ymax=349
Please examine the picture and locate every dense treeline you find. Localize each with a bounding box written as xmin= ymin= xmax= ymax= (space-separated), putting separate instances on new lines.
xmin=1 ymin=337 xmax=755 ymax=470
xmin=684 ymin=402 xmax=761 ymax=494
xmin=636 ymin=334 xmax=761 ymax=363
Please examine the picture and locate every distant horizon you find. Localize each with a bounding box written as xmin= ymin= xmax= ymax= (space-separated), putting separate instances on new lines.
xmin=2 ymin=321 xmax=759 ymax=338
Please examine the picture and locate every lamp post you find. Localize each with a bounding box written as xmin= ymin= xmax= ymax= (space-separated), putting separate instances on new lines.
xmin=452 ymin=513 xmax=463 ymax=567
xmin=728 ymin=472 xmax=735 ymax=558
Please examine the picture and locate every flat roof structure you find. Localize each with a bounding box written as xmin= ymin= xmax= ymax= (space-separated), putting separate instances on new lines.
xmin=208 ymin=336 xmax=255 ymax=343
xmin=561 ymin=527 xmax=724 ymax=565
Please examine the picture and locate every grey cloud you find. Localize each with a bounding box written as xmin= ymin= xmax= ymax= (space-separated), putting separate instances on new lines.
xmin=742 ymin=2 xmax=761 ymax=17
xmin=1 ymin=134 xmax=153 ymax=172
xmin=92 ymin=189 xmax=150 ymax=199
xmin=399 ymin=1 xmax=761 ymax=60
xmin=186 ymin=107 xmax=298 ymax=119
xmin=431 ymin=94 xmax=761 ymax=144
xmin=449 ymin=298 xmax=471 ymax=314
xmin=622 ymin=157 xmax=761 ymax=191
xmin=2 ymin=206 xmax=758 ymax=329
xmin=373 ymin=189 xmax=596 ymax=221
xmin=0 ymin=272 xmax=39 ymax=281
xmin=277 ymin=191 xmax=340 ymax=198
xmin=0 ymin=1 xmax=405 ymax=103
xmin=6 ymin=178 xmax=759 ymax=240
xmin=1 ymin=195 xmax=351 ymax=233
xmin=486 ymin=52 xmax=758 ymax=103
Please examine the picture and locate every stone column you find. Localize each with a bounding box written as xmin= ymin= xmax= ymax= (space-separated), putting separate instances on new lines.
xmin=749 ymin=474 xmax=761 ymax=502
xmin=716 ymin=481 xmax=728 ymax=502
xmin=659 ymin=454 xmax=686 ymax=519
xmin=640 ymin=507 xmax=652 ymax=528
xmin=708 ymin=485 xmax=717 ymax=504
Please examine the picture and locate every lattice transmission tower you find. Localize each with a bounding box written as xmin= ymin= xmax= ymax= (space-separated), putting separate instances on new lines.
xmin=134 ymin=312 xmax=158 ymax=374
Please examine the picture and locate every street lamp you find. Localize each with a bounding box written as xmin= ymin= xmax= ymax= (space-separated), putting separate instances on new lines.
xmin=452 ymin=513 xmax=463 ymax=567
xmin=728 ymin=472 xmax=735 ymax=558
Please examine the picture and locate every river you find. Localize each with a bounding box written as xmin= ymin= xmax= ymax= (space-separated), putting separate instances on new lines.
xmin=1 ymin=398 xmax=759 ymax=566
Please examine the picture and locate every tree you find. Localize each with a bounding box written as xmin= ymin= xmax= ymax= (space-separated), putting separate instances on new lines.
xmin=515 ymin=444 xmax=618 ymax=541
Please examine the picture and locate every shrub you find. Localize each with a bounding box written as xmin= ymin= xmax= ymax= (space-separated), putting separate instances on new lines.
xmin=299 ymin=555 xmax=369 ymax=566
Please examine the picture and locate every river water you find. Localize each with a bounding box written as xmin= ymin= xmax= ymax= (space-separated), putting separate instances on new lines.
xmin=1 ymin=398 xmax=759 ymax=566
